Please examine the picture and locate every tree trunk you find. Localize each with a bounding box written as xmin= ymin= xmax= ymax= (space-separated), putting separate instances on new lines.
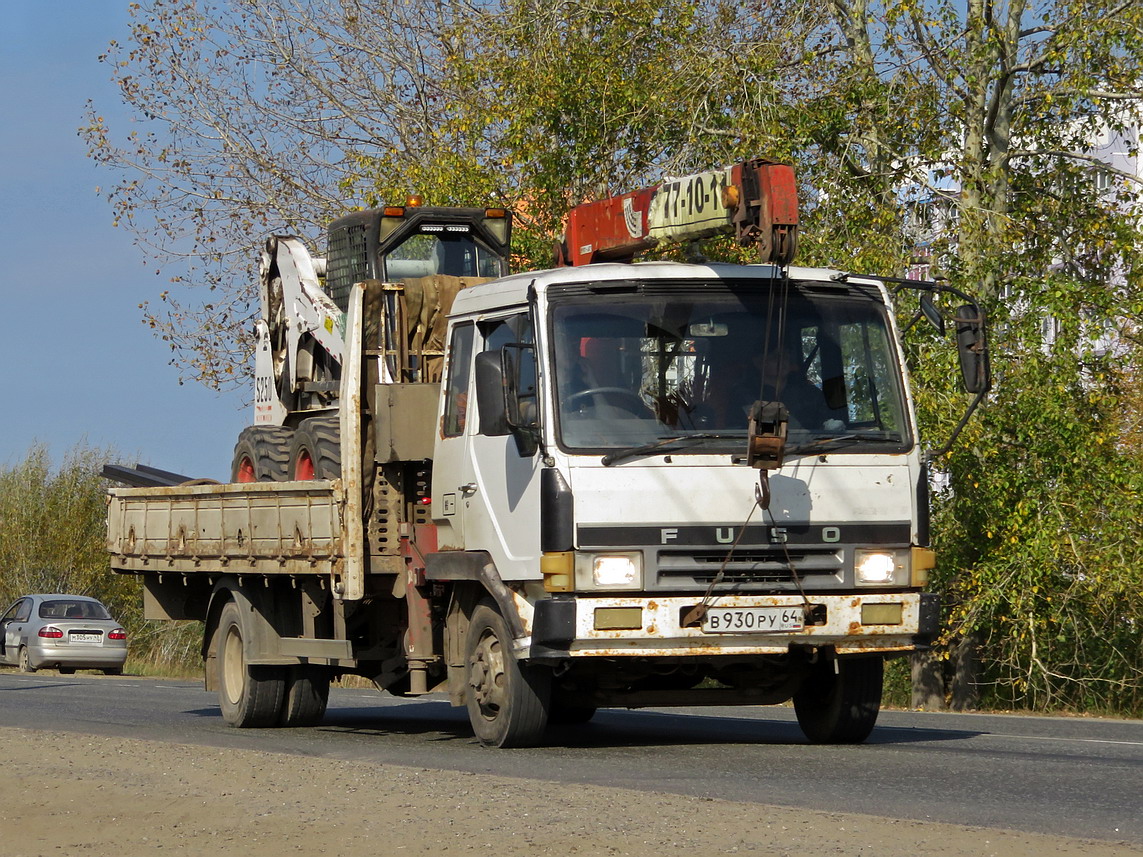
xmin=910 ymin=650 xmax=946 ymax=710
xmin=949 ymin=631 xmax=983 ymax=711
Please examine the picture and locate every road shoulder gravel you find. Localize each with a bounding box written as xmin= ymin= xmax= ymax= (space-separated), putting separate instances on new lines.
xmin=1 ymin=726 xmax=1140 ymax=856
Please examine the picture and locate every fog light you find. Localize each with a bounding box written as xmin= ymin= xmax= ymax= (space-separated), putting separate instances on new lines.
xmin=861 ymin=602 xmax=903 ymax=625
xmin=855 ymin=550 xmax=897 ymax=584
xmin=594 ymin=607 xmax=643 ymax=630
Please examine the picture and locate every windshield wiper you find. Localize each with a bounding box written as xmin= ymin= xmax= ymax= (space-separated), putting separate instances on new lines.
xmin=601 ymin=433 xmax=740 ymax=466
xmin=787 ymin=431 xmax=900 ymax=455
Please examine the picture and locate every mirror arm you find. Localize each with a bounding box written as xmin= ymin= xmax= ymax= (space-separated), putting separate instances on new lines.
xmin=924 ymin=389 xmax=986 ymax=463
xmin=901 ymin=308 xmax=924 ymax=334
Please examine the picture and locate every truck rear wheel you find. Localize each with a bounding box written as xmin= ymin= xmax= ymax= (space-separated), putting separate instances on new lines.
xmin=793 ymin=655 xmax=883 ymax=744
xmin=231 ymin=426 xmax=294 ymax=483
xmin=279 ymin=666 xmax=330 ymax=727
xmin=217 ymin=601 xmax=285 ymax=727
xmin=465 ymin=602 xmax=551 ymax=748
xmin=289 ymin=416 xmax=341 ymax=480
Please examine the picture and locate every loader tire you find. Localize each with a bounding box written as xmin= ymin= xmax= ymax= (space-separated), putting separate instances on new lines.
xmin=231 ymin=426 xmax=294 ymax=483
xmin=289 ymin=416 xmax=342 ymax=480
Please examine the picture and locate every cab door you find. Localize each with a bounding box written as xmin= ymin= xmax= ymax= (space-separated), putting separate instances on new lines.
xmin=431 ymin=321 xmax=476 ymax=549
xmin=465 ymin=313 xmax=542 ymax=580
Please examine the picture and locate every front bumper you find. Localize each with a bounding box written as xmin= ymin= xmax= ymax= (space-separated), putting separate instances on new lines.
xmin=530 ymin=591 xmax=939 ymax=659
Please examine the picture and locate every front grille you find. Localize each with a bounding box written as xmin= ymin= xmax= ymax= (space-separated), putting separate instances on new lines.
xmin=657 ymin=548 xmax=842 ymax=586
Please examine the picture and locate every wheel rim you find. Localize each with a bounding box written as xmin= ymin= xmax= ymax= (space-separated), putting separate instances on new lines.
xmin=19 ymin=648 xmax=28 ymax=670
xmin=295 ymin=450 xmax=315 ymax=481
xmin=222 ymin=624 xmax=245 ymax=706
xmin=236 ymin=456 xmax=256 ymax=483
xmin=468 ymin=627 xmax=507 ymax=722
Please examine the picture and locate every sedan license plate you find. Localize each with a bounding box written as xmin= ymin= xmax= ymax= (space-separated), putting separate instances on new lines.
xmin=702 ymin=606 xmax=804 ymax=634
xmin=69 ymin=632 xmax=102 ymax=644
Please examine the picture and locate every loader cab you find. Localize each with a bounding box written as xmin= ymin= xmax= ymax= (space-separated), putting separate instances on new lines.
xmin=323 ymin=204 xmax=512 ymax=313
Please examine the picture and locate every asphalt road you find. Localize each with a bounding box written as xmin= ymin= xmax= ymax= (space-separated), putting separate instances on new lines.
xmin=1 ymin=670 xmax=1140 ymax=844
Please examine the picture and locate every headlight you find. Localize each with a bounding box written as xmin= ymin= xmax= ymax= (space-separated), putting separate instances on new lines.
xmin=854 ymin=550 xmax=902 ymax=585
xmin=576 ymin=552 xmax=643 ymax=590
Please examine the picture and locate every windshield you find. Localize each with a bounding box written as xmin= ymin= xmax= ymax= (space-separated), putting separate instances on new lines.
xmin=384 ymin=229 xmax=502 ymax=280
xmin=550 ymin=282 xmax=910 ymax=455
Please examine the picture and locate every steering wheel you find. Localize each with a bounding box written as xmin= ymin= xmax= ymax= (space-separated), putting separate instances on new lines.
xmin=565 ymin=386 xmax=651 ymax=415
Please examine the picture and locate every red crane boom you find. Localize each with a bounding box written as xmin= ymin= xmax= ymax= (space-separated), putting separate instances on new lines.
xmin=556 ymin=158 xmax=798 ymax=267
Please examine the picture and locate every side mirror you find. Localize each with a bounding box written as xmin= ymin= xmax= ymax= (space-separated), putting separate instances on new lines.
xmin=920 ymin=294 xmax=945 ymax=335
xmin=956 ymin=304 xmax=991 ymax=395
xmin=474 ymin=351 xmax=510 ymax=436
xmin=503 ymin=344 xmax=540 ymax=457
xmin=474 ymin=345 xmax=540 ymax=455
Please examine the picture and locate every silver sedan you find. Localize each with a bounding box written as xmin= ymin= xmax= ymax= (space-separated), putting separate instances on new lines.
xmin=0 ymin=594 xmax=128 ymax=675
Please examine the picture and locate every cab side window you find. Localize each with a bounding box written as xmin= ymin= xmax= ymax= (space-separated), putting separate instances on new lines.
xmin=442 ymin=323 xmax=475 ymax=437
xmin=479 ymin=314 xmax=536 ymax=436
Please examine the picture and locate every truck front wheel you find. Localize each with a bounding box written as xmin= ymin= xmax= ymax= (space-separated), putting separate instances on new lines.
xmin=217 ymin=601 xmax=285 ymax=727
xmin=793 ymin=655 xmax=883 ymax=744
xmin=465 ymin=602 xmax=551 ymax=748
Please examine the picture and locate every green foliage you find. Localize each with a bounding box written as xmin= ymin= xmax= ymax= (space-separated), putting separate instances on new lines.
xmin=0 ymin=445 xmax=118 ymax=607
xmin=923 ymin=310 xmax=1143 ymax=714
xmin=0 ymin=445 xmax=202 ymax=674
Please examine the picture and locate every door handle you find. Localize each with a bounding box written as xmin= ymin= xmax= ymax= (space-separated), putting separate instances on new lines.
xmin=459 ymin=482 xmax=478 ymax=495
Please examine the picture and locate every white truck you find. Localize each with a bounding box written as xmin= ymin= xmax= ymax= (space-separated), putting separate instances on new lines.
xmin=106 ymin=161 xmax=989 ymax=746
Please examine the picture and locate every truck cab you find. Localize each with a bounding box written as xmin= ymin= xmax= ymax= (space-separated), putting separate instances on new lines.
xmin=427 ymin=261 xmax=937 ymax=744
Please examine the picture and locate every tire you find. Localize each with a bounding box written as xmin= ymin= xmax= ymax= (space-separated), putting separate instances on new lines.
xmin=216 ymin=601 xmax=285 ymax=728
xmin=548 ymin=687 xmax=597 ymax=725
xmin=103 ymin=668 xmax=123 ymax=676
xmin=231 ymin=425 xmax=294 ymax=483
xmin=279 ymin=666 xmax=330 ymax=727
xmin=58 ymin=667 xmax=76 ymax=675
xmin=793 ymin=656 xmax=883 ymax=744
xmin=548 ymin=702 xmax=597 ymax=726
xmin=18 ymin=646 xmax=34 ymax=673
xmin=289 ymin=416 xmax=341 ymax=480
xmin=465 ymin=602 xmax=551 ymax=748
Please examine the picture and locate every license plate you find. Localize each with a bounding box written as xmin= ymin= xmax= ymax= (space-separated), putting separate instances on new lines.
xmin=69 ymin=632 xmax=102 ymax=643
xmin=702 ymin=606 xmax=804 ymax=633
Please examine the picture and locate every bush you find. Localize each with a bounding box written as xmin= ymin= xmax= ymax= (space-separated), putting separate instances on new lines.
xmin=0 ymin=444 xmax=202 ymax=675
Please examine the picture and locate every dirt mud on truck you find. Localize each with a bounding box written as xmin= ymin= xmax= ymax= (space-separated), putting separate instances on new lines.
xmin=106 ymin=160 xmax=990 ymax=747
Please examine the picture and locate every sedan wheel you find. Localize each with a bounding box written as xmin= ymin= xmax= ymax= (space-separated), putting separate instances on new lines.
xmin=18 ymin=646 xmax=34 ymax=673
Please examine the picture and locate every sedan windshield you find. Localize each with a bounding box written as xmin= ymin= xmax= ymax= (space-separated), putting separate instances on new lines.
xmin=550 ymin=282 xmax=910 ymax=455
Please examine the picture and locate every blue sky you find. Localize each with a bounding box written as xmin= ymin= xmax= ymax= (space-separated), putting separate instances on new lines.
xmin=0 ymin=3 xmax=248 ymax=481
